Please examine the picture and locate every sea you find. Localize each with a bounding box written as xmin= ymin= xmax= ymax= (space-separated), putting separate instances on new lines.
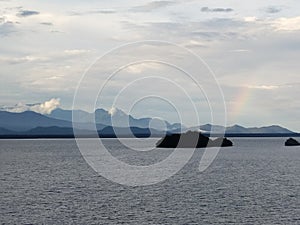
xmin=0 ymin=138 xmax=299 ymax=224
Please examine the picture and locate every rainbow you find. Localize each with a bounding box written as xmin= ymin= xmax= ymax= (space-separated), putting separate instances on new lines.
xmin=230 ymin=85 xmax=253 ymax=121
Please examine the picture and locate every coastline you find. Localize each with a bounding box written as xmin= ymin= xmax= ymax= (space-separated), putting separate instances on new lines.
xmin=1 ymin=133 xmax=299 ymax=139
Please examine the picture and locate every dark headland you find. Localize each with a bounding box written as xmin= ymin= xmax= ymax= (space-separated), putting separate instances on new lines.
xmin=285 ymin=138 xmax=300 ymax=146
xmin=156 ymin=131 xmax=233 ymax=148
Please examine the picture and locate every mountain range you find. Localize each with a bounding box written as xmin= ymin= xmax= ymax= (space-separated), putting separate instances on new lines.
xmin=0 ymin=108 xmax=298 ymax=138
xmin=49 ymin=108 xmax=182 ymax=130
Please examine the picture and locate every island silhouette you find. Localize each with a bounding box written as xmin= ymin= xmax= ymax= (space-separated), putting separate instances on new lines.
xmin=156 ymin=131 xmax=233 ymax=148
xmin=285 ymin=138 xmax=300 ymax=146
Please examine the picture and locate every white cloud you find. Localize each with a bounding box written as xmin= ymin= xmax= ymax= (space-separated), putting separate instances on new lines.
xmin=124 ymin=62 xmax=162 ymax=74
xmin=1 ymin=98 xmax=60 ymax=114
xmin=64 ymin=49 xmax=91 ymax=55
xmin=0 ymin=55 xmax=47 ymax=64
xmin=230 ymin=49 xmax=252 ymax=53
xmin=272 ymin=16 xmax=300 ymax=31
xmin=247 ymin=85 xmax=279 ymax=90
xmin=108 ymin=107 xmax=117 ymax=116
xmin=33 ymin=98 xmax=60 ymax=114
xmin=243 ymin=17 xmax=257 ymax=22
xmin=184 ymin=40 xmax=206 ymax=48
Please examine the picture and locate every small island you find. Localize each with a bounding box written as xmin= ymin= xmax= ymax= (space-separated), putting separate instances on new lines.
xmin=285 ymin=138 xmax=300 ymax=146
xmin=156 ymin=131 xmax=233 ymax=148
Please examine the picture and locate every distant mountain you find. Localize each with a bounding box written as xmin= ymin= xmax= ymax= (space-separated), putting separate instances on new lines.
xmin=99 ymin=126 xmax=165 ymax=138
xmin=200 ymin=124 xmax=227 ymax=133
xmin=192 ymin=124 xmax=294 ymax=134
xmin=0 ymin=111 xmax=72 ymax=131
xmin=227 ymin=124 xmax=293 ymax=134
xmin=0 ymin=127 xmax=15 ymax=135
xmin=244 ymin=125 xmax=293 ymax=134
xmin=24 ymin=126 xmax=99 ymax=137
xmin=0 ymin=110 xmax=297 ymax=138
xmin=27 ymin=126 xmax=75 ymax=135
xmin=0 ymin=125 xmax=164 ymax=138
xmin=48 ymin=108 xmax=91 ymax=123
xmin=49 ymin=108 xmax=182 ymax=131
xmin=0 ymin=110 xmax=167 ymax=137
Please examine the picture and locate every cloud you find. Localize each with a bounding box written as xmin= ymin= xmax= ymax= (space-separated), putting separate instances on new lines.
xmin=230 ymin=49 xmax=252 ymax=53
xmin=69 ymin=9 xmax=116 ymax=16
xmin=271 ymin=16 xmax=300 ymax=31
xmin=89 ymin=9 xmax=116 ymax=14
xmin=244 ymin=17 xmax=257 ymax=22
xmin=0 ymin=20 xmax=15 ymax=36
xmin=201 ymin=18 xmax=245 ymax=29
xmin=0 ymin=55 xmax=46 ymax=64
xmin=266 ymin=6 xmax=282 ymax=14
xmin=40 ymin=22 xmax=53 ymax=26
xmin=1 ymin=98 xmax=60 ymax=114
xmin=0 ymin=0 xmax=299 ymax=130
xmin=108 ymin=107 xmax=117 ymax=116
xmin=201 ymin=7 xmax=233 ymax=13
xmin=90 ymin=9 xmax=116 ymax=14
xmin=124 ymin=62 xmax=162 ymax=74
xmin=247 ymin=85 xmax=279 ymax=90
xmin=64 ymin=49 xmax=91 ymax=55
xmin=184 ymin=40 xmax=206 ymax=48
xmin=17 ymin=10 xmax=40 ymax=17
xmin=131 ymin=1 xmax=175 ymax=12
xmin=119 ymin=17 xmax=248 ymax=44
xmin=34 ymin=98 xmax=60 ymax=114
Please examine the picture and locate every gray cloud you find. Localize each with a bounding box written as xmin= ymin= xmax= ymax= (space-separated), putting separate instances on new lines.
xmin=190 ymin=30 xmax=220 ymax=39
xmin=17 ymin=10 xmax=40 ymax=17
xmin=70 ymin=9 xmax=116 ymax=16
xmin=40 ymin=22 xmax=53 ymax=26
xmin=201 ymin=7 xmax=233 ymax=13
xmin=266 ymin=6 xmax=282 ymax=14
xmin=91 ymin=9 xmax=116 ymax=14
xmin=201 ymin=18 xmax=246 ymax=29
xmin=131 ymin=1 xmax=175 ymax=12
xmin=0 ymin=21 xmax=15 ymax=36
xmin=120 ymin=17 xmax=248 ymax=43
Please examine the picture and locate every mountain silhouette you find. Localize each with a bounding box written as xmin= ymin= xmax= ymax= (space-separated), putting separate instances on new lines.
xmin=0 ymin=110 xmax=298 ymax=138
xmin=190 ymin=124 xmax=294 ymax=134
xmin=0 ymin=111 xmax=72 ymax=131
xmin=49 ymin=107 xmax=181 ymax=131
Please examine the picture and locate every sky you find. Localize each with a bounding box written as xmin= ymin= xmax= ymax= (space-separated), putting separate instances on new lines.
xmin=1 ymin=0 xmax=300 ymax=130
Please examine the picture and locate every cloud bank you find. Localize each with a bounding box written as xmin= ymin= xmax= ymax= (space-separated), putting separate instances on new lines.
xmin=131 ymin=1 xmax=175 ymax=12
xmin=1 ymin=98 xmax=60 ymax=114
xmin=0 ymin=0 xmax=300 ymax=130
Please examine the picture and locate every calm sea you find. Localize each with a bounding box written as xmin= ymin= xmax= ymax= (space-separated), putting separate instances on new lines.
xmin=0 ymin=138 xmax=299 ymax=224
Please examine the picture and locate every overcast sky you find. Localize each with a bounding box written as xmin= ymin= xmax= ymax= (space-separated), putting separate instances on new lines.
xmin=1 ymin=0 xmax=300 ymax=130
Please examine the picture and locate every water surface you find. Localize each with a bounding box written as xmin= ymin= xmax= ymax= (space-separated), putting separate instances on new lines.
xmin=0 ymin=138 xmax=299 ymax=224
